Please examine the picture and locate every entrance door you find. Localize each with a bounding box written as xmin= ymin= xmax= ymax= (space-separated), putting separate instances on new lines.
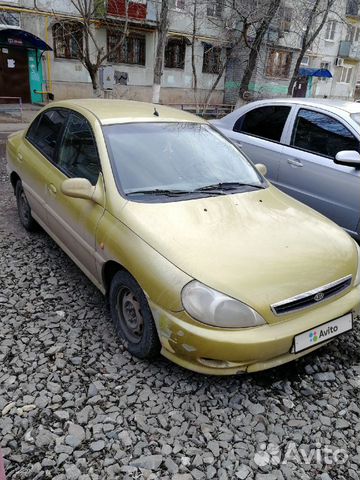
xmin=0 ymin=47 xmax=30 ymax=102
xmin=293 ymin=76 xmax=308 ymax=98
xmin=28 ymin=49 xmax=44 ymax=103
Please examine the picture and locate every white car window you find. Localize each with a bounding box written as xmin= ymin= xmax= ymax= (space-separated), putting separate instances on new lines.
xmin=291 ymin=109 xmax=360 ymax=159
xmin=233 ymin=105 xmax=291 ymax=143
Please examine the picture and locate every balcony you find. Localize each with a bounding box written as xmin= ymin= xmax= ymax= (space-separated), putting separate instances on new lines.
xmin=338 ymin=40 xmax=360 ymax=60
xmin=107 ymin=0 xmax=146 ymax=20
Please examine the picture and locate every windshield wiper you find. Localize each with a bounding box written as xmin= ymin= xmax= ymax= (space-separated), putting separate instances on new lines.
xmin=126 ymin=188 xmax=225 ymax=197
xmin=126 ymin=188 xmax=224 ymax=197
xmin=195 ymin=182 xmax=265 ymax=192
xmin=127 ymin=189 xmax=193 ymax=196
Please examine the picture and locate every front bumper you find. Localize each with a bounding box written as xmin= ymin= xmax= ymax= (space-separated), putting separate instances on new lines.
xmin=150 ymin=284 xmax=360 ymax=375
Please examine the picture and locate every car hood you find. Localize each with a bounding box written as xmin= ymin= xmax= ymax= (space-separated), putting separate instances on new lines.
xmin=119 ymin=185 xmax=357 ymax=323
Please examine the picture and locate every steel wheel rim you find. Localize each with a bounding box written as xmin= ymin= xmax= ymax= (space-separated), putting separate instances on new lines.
xmin=116 ymin=287 xmax=144 ymax=344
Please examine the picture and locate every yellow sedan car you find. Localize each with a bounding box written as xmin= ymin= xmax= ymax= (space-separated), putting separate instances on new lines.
xmin=6 ymin=99 xmax=360 ymax=375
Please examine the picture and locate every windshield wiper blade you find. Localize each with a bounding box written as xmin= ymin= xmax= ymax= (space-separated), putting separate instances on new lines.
xmin=127 ymin=189 xmax=194 ymax=196
xmin=127 ymin=188 xmax=227 ymax=197
xmin=195 ymin=182 xmax=264 ymax=191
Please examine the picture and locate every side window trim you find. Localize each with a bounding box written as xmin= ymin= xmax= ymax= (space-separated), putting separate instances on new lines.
xmin=233 ymin=104 xmax=291 ymax=145
xmin=280 ymin=105 xmax=298 ymax=145
xmin=25 ymin=113 xmax=41 ymax=141
xmin=25 ymin=107 xmax=70 ymax=163
xmin=53 ymin=111 xmax=71 ymax=167
xmin=289 ymin=107 xmax=359 ymax=160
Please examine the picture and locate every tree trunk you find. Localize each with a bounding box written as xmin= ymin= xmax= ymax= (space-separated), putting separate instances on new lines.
xmin=287 ymin=0 xmax=332 ymax=96
xmin=238 ymin=0 xmax=281 ymax=97
xmin=287 ymin=49 xmax=306 ymax=96
xmin=191 ymin=0 xmax=199 ymax=112
xmin=88 ymin=67 xmax=101 ymax=97
xmin=239 ymin=47 xmax=260 ymax=93
xmin=202 ymin=61 xmax=227 ymax=114
xmin=152 ymin=0 xmax=169 ymax=104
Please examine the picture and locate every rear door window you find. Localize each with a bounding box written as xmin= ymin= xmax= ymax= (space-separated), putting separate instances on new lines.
xmin=291 ymin=109 xmax=360 ymax=158
xmin=26 ymin=109 xmax=68 ymax=161
xmin=233 ymin=105 xmax=291 ymax=142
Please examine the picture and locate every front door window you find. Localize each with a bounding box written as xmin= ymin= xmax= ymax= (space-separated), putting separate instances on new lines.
xmin=291 ymin=109 xmax=359 ymax=158
xmin=57 ymin=113 xmax=100 ymax=185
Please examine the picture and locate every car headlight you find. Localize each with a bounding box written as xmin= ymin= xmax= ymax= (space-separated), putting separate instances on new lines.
xmin=181 ymin=281 xmax=266 ymax=328
xmin=355 ymin=242 xmax=360 ymax=287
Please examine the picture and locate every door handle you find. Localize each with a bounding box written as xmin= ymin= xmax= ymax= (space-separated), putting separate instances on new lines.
xmin=17 ymin=153 xmax=23 ymax=162
xmin=47 ymin=183 xmax=57 ymax=194
xmin=287 ymin=158 xmax=303 ymax=167
xmin=236 ymin=141 xmax=243 ymax=148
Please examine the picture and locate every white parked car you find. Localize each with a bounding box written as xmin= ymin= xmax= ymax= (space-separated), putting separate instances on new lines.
xmin=212 ymin=98 xmax=360 ymax=241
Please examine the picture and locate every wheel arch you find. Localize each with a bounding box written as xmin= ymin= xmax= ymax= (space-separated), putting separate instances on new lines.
xmin=102 ymin=260 xmax=132 ymax=295
xmin=10 ymin=171 xmax=21 ymax=193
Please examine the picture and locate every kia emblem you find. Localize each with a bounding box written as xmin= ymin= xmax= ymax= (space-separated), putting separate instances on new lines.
xmin=314 ymin=292 xmax=325 ymax=302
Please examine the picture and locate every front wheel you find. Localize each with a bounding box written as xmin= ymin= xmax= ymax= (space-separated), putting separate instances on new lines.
xmin=109 ymin=271 xmax=161 ymax=359
xmin=15 ymin=180 xmax=37 ymax=231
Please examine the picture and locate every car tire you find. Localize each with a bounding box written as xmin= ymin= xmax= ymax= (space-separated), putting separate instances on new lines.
xmin=109 ymin=270 xmax=161 ymax=359
xmin=15 ymin=180 xmax=37 ymax=232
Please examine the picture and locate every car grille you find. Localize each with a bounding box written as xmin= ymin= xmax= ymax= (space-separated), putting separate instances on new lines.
xmin=271 ymin=275 xmax=353 ymax=316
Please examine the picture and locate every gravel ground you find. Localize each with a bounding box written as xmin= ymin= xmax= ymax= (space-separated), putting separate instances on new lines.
xmin=1 ymin=136 xmax=360 ymax=480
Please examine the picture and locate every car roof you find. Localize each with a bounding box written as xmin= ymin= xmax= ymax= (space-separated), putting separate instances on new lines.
xmin=241 ymin=98 xmax=360 ymax=115
xmin=48 ymin=99 xmax=206 ymax=125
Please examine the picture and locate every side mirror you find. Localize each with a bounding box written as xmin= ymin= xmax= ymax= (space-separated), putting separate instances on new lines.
xmin=255 ymin=163 xmax=267 ymax=176
xmin=61 ymin=178 xmax=95 ymax=200
xmin=335 ymin=150 xmax=360 ymax=167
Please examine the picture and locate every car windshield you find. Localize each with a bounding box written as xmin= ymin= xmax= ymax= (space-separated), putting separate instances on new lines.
xmin=103 ymin=122 xmax=265 ymax=198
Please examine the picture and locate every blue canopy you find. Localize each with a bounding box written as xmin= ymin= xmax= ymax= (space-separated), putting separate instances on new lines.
xmin=0 ymin=28 xmax=52 ymax=51
xmin=299 ymin=67 xmax=332 ymax=78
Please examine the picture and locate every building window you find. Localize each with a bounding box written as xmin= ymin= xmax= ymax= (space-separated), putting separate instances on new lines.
xmin=0 ymin=11 xmax=20 ymax=28
xmin=107 ymin=32 xmax=146 ymax=65
xmin=346 ymin=25 xmax=360 ymax=43
xmin=300 ymin=55 xmax=310 ymax=66
xmin=207 ymin=0 xmax=222 ymax=17
xmin=164 ymin=38 xmax=186 ymax=69
xmin=279 ymin=5 xmax=292 ymax=32
xmin=320 ymin=61 xmax=330 ymax=81
xmin=346 ymin=0 xmax=359 ymax=16
xmin=265 ymin=49 xmax=292 ymax=78
xmin=324 ymin=20 xmax=336 ymax=41
xmin=339 ymin=65 xmax=353 ymax=83
xmin=170 ymin=0 xmax=185 ymax=10
xmin=53 ymin=22 xmax=83 ymax=59
xmin=202 ymin=44 xmax=222 ymax=74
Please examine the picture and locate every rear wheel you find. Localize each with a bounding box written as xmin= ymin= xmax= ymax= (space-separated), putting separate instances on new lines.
xmin=109 ymin=271 xmax=161 ymax=359
xmin=15 ymin=180 xmax=37 ymax=231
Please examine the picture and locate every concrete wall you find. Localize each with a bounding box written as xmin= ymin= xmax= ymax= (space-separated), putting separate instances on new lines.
xmin=13 ymin=0 xmax=226 ymax=104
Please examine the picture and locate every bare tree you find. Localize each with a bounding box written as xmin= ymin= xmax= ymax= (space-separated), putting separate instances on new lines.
xmin=190 ymin=0 xmax=201 ymax=109
xmin=226 ymin=0 xmax=282 ymax=98
xmin=287 ymin=0 xmax=337 ymax=96
xmin=187 ymin=0 xmax=237 ymax=113
xmin=55 ymin=0 xmax=130 ymax=96
xmin=152 ymin=0 xmax=169 ymax=103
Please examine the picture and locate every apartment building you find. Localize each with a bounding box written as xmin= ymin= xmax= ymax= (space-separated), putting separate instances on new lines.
xmin=225 ymin=0 xmax=360 ymax=103
xmin=307 ymin=0 xmax=360 ymax=100
xmin=0 ymin=0 xmax=227 ymax=104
